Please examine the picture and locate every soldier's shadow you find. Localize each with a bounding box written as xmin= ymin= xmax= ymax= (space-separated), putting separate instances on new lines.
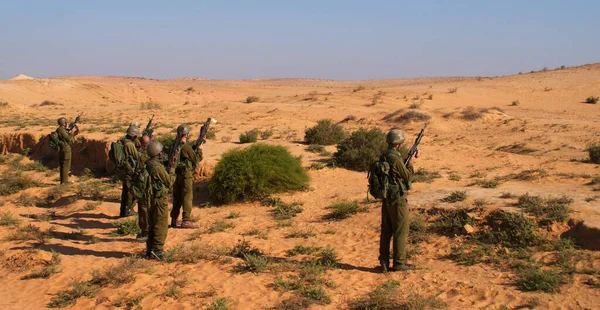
xmin=12 ymin=244 xmax=131 ymax=259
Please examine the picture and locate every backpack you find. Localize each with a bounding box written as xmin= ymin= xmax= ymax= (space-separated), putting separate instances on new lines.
xmin=109 ymin=139 xmax=127 ymax=168
xmin=131 ymin=165 xmax=150 ymax=200
xmin=48 ymin=131 xmax=61 ymax=150
xmin=367 ymin=157 xmax=391 ymax=199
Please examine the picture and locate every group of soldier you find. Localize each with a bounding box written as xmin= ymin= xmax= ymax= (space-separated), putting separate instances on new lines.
xmin=53 ymin=116 xmax=416 ymax=271
xmin=54 ymin=118 xmax=204 ymax=260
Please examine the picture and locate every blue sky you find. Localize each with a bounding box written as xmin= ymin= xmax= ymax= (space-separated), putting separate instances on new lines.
xmin=0 ymin=1 xmax=598 ymax=80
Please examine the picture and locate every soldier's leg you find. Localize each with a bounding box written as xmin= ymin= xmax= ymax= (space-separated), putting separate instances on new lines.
xmin=65 ymin=151 xmax=71 ymax=183
xmin=138 ymin=198 xmax=149 ymax=237
xmin=181 ymin=176 xmax=194 ymax=222
xmin=378 ymin=200 xmax=393 ymax=264
xmin=146 ymin=200 xmax=156 ymax=256
xmin=392 ymin=197 xmax=410 ymax=266
xmin=151 ymin=197 xmax=169 ymax=253
xmin=120 ymin=179 xmax=128 ymax=216
xmin=170 ymin=175 xmax=183 ymax=223
xmin=59 ymin=151 xmax=68 ymax=184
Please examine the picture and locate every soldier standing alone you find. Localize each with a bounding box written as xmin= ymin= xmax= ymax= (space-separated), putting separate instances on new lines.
xmin=145 ymin=141 xmax=173 ymax=259
xmin=170 ymin=124 xmax=203 ymax=229
xmin=379 ymin=128 xmax=415 ymax=272
xmin=56 ymin=117 xmax=79 ymax=184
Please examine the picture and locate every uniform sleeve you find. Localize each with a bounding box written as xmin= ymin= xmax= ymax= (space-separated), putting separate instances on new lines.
xmin=57 ymin=127 xmax=74 ymax=144
xmin=393 ymin=156 xmax=413 ymax=190
xmin=181 ymin=144 xmax=201 ymax=164
xmin=157 ymin=167 xmax=173 ymax=188
xmin=124 ymin=141 xmax=139 ymax=161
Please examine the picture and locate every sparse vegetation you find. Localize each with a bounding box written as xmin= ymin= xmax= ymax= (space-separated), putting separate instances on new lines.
xmin=24 ymin=250 xmax=62 ymax=279
xmin=393 ymin=110 xmax=431 ymax=123
xmin=324 ymin=201 xmax=369 ymax=220
xmin=0 ymin=171 xmax=40 ymax=196
xmin=515 ymin=193 xmax=572 ymax=225
xmin=413 ymin=168 xmax=442 ymax=183
xmin=476 ymin=210 xmax=539 ymax=248
xmin=0 ymin=212 xmax=21 ymax=226
xmin=140 ymin=101 xmax=161 ymax=110
xmin=7 ymin=224 xmax=54 ymax=243
xmin=246 ymin=96 xmax=260 ymax=103
xmin=333 ymin=127 xmax=387 ymax=172
xmin=239 ymin=129 xmax=259 ymax=143
xmin=286 ymin=245 xmax=322 ymax=257
xmin=304 ymin=119 xmax=346 ymax=145
xmin=209 ymin=220 xmax=235 ymax=233
xmin=432 ymin=207 xmax=474 ymax=235
xmin=353 ymin=85 xmax=365 ymax=92
xmin=586 ymin=143 xmax=600 ymax=164
xmin=286 ymin=228 xmax=316 ymax=239
xmin=515 ymin=265 xmax=566 ymax=293
xmin=350 ymin=280 xmax=447 ymax=310
xmin=511 ymin=100 xmax=520 ymax=106
xmin=585 ymin=96 xmax=599 ymax=104
xmin=208 ymin=144 xmax=309 ymax=203
xmin=40 ymin=100 xmax=62 ymax=106
xmin=448 ymin=87 xmax=458 ymax=93
xmin=47 ymin=280 xmax=98 ymax=308
xmin=260 ymin=129 xmax=273 ymax=140
xmin=263 ymin=198 xmax=304 ymax=221
xmin=112 ymin=218 xmax=141 ymax=236
xmin=441 ymin=191 xmax=467 ymax=203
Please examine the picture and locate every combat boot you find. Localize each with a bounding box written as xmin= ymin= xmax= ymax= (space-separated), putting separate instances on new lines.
xmin=390 ymin=263 xmax=415 ymax=272
xmin=180 ymin=221 xmax=199 ymax=229
xmin=150 ymin=250 xmax=165 ymax=260
xmin=170 ymin=218 xmax=181 ymax=228
xmin=379 ymin=260 xmax=389 ymax=273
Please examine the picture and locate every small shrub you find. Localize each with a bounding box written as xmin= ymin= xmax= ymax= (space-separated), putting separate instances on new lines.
xmin=286 ymin=228 xmax=316 ymax=239
xmin=306 ymin=144 xmax=325 ymax=153
xmin=0 ymin=101 xmax=9 ymax=107
xmin=413 ymin=168 xmax=442 ymax=183
xmin=24 ymin=250 xmax=62 ymax=279
xmin=239 ymin=129 xmax=259 ymax=143
xmin=225 ymin=212 xmax=240 ymax=219
xmin=209 ymin=220 xmax=235 ymax=233
xmin=432 ymin=207 xmax=474 ymax=235
xmin=315 ymin=246 xmax=339 ymax=268
xmin=304 ymin=119 xmax=346 ymax=145
xmin=0 ymin=212 xmax=21 ymax=226
xmin=260 ymin=129 xmax=273 ymax=140
xmin=333 ymin=128 xmax=387 ymax=172
xmin=473 ymin=178 xmax=501 ymax=188
xmin=428 ymin=94 xmax=433 ymax=100
xmin=324 ymin=201 xmax=368 ymax=220
xmin=448 ymin=243 xmax=492 ymax=266
xmin=235 ymin=253 xmax=269 ymax=273
xmin=230 ymin=239 xmax=262 ymax=258
xmin=408 ymin=101 xmax=422 ymax=109
xmin=185 ymin=87 xmax=195 ymax=93
xmin=246 ymin=96 xmax=260 ymax=103
xmin=448 ymin=87 xmax=458 ymax=93
xmin=353 ymin=86 xmax=365 ymax=92
xmin=448 ymin=172 xmax=461 ymax=181
xmin=586 ymin=143 xmax=600 ymax=164
xmin=90 ymin=258 xmax=149 ymax=287
xmin=140 ymin=101 xmax=161 ymax=110
xmin=112 ymin=218 xmax=141 ymax=236
xmin=47 ymin=280 xmax=98 ymax=308
xmin=166 ymin=242 xmax=219 ymax=264
xmin=461 ymin=106 xmax=484 ymax=120
xmin=511 ymin=100 xmax=520 ymax=106
xmin=205 ymin=127 xmax=217 ymax=140
xmin=394 ymin=110 xmax=431 ymax=123
xmin=207 ymin=297 xmax=232 ymax=310
xmin=286 ymin=245 xmax=322 ymax=257
xmin=7 ymin=224 xmax=54 ymax=243
xmin=409 ymin=214 xmax=428 ymax=244
xmin=516 ymin=193 xmax=572 ymax=224
xmin=272 ymin=201 xmax=303 ymax=221
xmin=40 ymin=100 xmax=62 ymax=106
xmin=585 ymin=96 xmax=599 ymax=104
xmin=208 ymin=144 xmax=309 ymax=203
xmin=500 ymin=192 xmax=516 ymax=199
xmin=476 ymin=210 xmax=539 ymax=248
xmin=14 ymin=193 xmax=41 ymax=207
xmin=46 ymin=185 xmax=67 ymax=202
xmin=441 ymin=191 xmax=467 ymax=203
xmin=0 ymin=172 xmax=39 ymax=196
xmin=515 ymin=265 xmax=565 ymax=293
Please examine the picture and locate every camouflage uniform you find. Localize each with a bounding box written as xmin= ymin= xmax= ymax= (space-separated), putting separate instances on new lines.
xmin=171 ymin=141 xmax=202 ymax=224
xmin=137 ymin=148 xmax=150 ymax=236
xmin=120 ymin=135 xmax=139 ymax=217
xmin=56 ymin=126 xmax=75 ymax=184
xmin=146 ymin=156 xmax=173 ymax=254
xmin=379 ymin=148 xmax=413 ymax=268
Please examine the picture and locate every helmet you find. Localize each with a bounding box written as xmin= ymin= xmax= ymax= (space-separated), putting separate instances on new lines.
xmin=386 ymin=128 xmax=405 ymax=145
xmin=127 ymin=125 xmax=140 ymax=137
xmin=147 ymin=141 xmax=164 ymax=157
xmin=58 ymin=117 xmax=67 ymax=126
xmin=177 ymin=124 xmax=191 ymax=136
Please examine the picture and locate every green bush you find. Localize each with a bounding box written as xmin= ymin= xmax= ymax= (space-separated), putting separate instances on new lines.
xmin=441 ymin=191 xmax=467 ymax=203
xmin=476 ymin=210 xmax=539 ymax=248
xmin=208 ymin=144 xmax=309 ymax=203
xmin=516 ymin=193 xmax=572 ymax=224
xmin=324 ymin=201 xmax=368 ymax=220
xmin=239 ymin=130 xmax=259 ymax=143
xmin=333 ymin=128 xmax=387 ymax=172
xmin=112 ymin=218 xmax=141 ymax=236
xmin=515 ymin=265 xmax=565 ymax=293
xmin=432 ymin=207 xmax=474 ymax=236
xmin=305 ymin=119 xmax=346 ymax=145
xmin=0 ymin=171 xmax=39 ymax=196
xmin=587 ymin=143 xmax=600 ymax=164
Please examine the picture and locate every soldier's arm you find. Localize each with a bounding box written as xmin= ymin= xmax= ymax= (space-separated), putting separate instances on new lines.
xmin=183 ymin=144 xmax=201 ymax=163
xmin=124 ymin=142 xmax=140 ymax=161
xmin=394 ymin=157 xmax=413 ymax=190
xmin=157 ymin=167 xmax=173 ymax=188
xmin=57 ymin=127 xmax=74 ymax=143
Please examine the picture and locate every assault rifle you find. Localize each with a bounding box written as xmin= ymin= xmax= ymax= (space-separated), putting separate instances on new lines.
xmin=167 ymin=132 xmax=182 ymax=169
xmin=404 ymin=122 xmax=429 ymax=166
xmin=142 ymin=114 xmax=155 ymax=138
xmin=68 ymin=112 xmax=83 ymax=133
xmin=195 ymin=118 xmax=217 ymax=150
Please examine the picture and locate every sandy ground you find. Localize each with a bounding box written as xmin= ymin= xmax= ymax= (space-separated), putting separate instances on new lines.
xmin=0 ymin=64 xmax=599 ymax=309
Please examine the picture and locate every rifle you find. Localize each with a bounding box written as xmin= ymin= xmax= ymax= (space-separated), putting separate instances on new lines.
xmin=142 ymin=114 xmax=155 ymax=138
xmin=68 ymin=112 xmax=83 ymax=133
xmin=404 ymin=122 xmax=429 ymax=166
xmin=195 ymin=118 xmax=217 ymax=150
xmin=167 ymin=132 xmax=182 ymax=169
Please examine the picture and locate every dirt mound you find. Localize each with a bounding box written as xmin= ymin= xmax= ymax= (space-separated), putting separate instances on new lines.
xmin=9 ymin=74 xmax=35 ymax=81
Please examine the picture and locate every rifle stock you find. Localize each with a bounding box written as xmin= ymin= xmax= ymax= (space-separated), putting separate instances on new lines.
xmin=195 ymin=118 xmax=214 ymax=149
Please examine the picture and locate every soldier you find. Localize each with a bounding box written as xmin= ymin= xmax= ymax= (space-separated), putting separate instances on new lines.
xmin=379 ymin=128 xmax=415 ymax=272
xmin=136 ymin=135 xmax=151 ymax=241
xmin=170 ymin=124 xmax=202 ymax=229
xmin=145 ymin=141 xmax=173 ymax=259
xmin=120 ymin=124 xmax=140 ymax=217
xmin=56 ymin=117 xmax=79 ymax=184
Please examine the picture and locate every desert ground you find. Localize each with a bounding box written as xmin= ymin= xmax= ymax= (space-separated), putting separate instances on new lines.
xmin=0 ymin=64 xmax=599 ymax=309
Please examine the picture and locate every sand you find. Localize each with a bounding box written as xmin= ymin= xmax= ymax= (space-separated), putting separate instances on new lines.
xmin=0 ymin=64 xmax=599 ymax=309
